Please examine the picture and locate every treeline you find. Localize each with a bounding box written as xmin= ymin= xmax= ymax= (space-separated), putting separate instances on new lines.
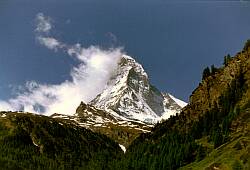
xmin=202 ymin=65 xmax=219 ymax=80
xmin=202 ymin=54 xmax=233 ymax=80
xmin=202 ymin=38 xmax=250 ymax=81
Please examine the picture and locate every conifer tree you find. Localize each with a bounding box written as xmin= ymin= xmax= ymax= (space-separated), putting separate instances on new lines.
xmin=202 ymin=67 xmax=210 ymax=80
xmin=211 ymin=64 xmax=218 ymax=75
xmin=223 ymin=54 xmax=231 ymax=66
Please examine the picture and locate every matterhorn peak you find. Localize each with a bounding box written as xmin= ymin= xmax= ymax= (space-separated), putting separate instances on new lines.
xmin=90 ymin=55 xmax=186 ymax=123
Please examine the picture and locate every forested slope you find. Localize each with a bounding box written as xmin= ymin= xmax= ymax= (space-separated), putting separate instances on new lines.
xmin=0 ymin=112 xmax=122 ymax=170
xmin=113 ymin=40 xmax=250 ymax=170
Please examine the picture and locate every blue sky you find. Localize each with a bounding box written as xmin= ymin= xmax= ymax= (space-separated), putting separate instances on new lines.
xmin=0 ymin=0 xmax=250 ymax=108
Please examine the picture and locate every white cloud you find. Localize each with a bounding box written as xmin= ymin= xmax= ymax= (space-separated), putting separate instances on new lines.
xmin=37 ymin=36 xmax=63 ymax=51
xmin=35 ymin=13 xmax=63 ymax=51
xmin=35 ymin=13 xmax=52 ymax=33
xmin=0 ymin=46 xmax=123 ymax=115
xmin=0 ymin=13 xmax=124 ymax=116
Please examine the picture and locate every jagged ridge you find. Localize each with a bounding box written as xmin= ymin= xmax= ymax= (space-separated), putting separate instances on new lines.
xmin=90 ymin=55 xmax=186 ymax=123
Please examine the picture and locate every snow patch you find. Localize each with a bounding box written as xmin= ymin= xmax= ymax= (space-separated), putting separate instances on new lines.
xmin=160 ymin=109 xmax=177 ymax=120
xmin=119 ymin=144 xmax=126 ymax=153
xmin=169 ymin=94 xmax=187 ymax=108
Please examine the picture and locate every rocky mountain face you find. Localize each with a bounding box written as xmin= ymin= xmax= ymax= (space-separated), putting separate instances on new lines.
xmin=90 ymin=55 xmax=185 ymax=123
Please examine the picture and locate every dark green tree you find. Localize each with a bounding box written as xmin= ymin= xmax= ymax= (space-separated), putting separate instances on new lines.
xmin=196 ymin=145 xmax=206 ymax=161
xmin=202 ymin=67 xmax=210 ymax=80
xmin=213 ymin=129 xmax=223 ymax=148
xmin=211 ymin=65 xmax=218 ymax=75
xmin=223 ymin=54 xmax=231 ymax=66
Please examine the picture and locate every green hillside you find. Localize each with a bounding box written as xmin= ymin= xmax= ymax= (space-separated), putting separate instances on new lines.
xmin=0 ymin=112 xmax=122 ymax=170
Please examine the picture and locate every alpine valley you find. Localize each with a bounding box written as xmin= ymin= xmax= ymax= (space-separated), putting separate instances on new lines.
xmin=0 ymin=40 xmax=250 ymax=170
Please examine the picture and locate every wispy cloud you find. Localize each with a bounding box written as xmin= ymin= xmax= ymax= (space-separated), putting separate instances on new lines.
xmin=35 ymin=13 xmax=52 ymax=33
xmin=35 ymin=13 xmax=63 ymax=51
xmin=0 ymin=13 xmax=123 ymax=116
xmin=37 ymin=36 xmax=63 ymax=51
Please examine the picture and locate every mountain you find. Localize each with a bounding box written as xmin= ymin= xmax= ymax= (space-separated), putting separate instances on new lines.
xmin=113 ymin=40 xmax=250 ymax=170
xmin=51 ymin=55 xmax=186 ymax=147
xmin=0 ymin=111 xmax=122 ymax=170
xmin=2 ymin=40 xmax=249 ymax=170
xmin=90 ymin=55 xmax=185 ymax=123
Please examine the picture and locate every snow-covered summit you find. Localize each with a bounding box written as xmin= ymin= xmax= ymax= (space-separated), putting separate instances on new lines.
xmin=90 ymin=55 xmax=187 ymax=123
